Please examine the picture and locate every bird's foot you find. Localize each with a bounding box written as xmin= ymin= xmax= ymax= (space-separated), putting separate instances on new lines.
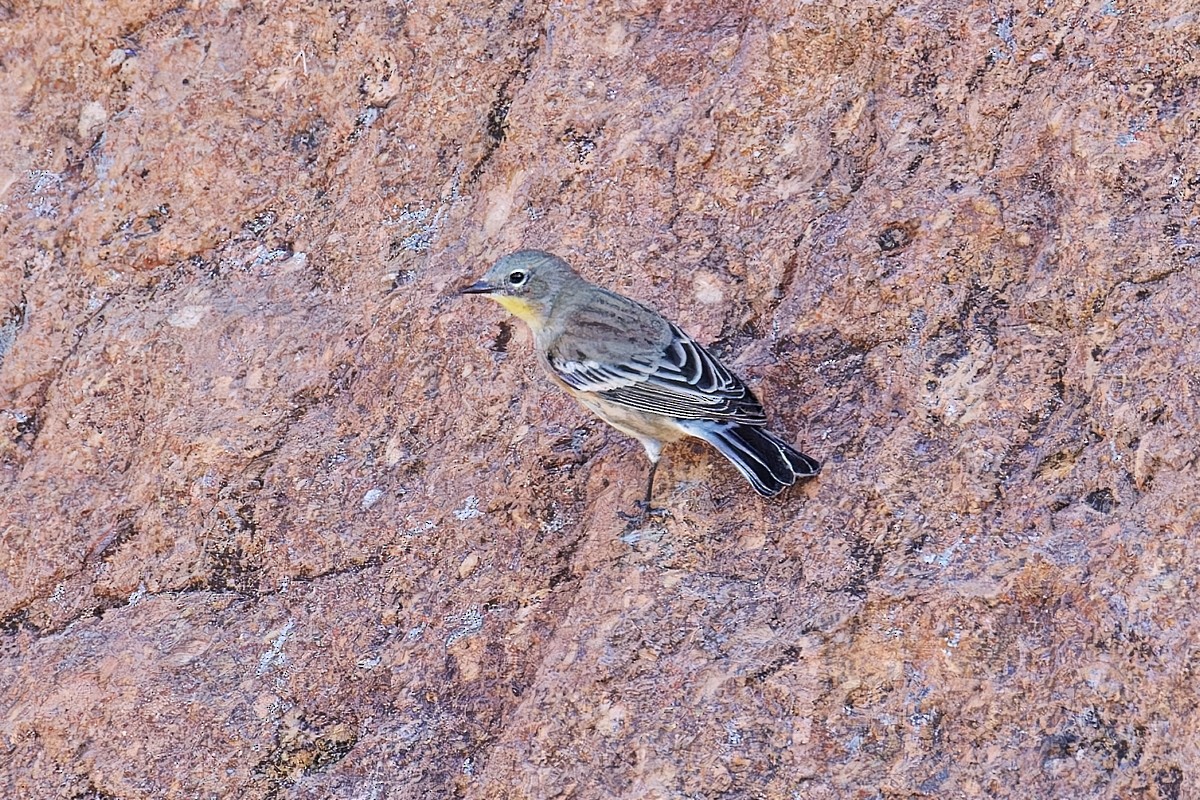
xmin=617 ymin=500 xmax=671 ymax=522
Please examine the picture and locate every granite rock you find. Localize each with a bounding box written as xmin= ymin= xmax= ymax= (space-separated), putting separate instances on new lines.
xmin=1 ymin=1 xmax=1197 ymax=798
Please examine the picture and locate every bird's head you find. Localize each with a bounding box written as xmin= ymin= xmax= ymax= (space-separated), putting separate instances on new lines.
xmin=460 ymin=250 xmax=580 ymax=326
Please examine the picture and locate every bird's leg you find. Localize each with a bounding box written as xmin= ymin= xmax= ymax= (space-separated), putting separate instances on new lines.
xmin=621 ymin=457 xmax=670 ymax=520
xmin=642 ymin=458 xmax=658 ymax=508
xmin=617 ymin=440 xmax=670 ymax=522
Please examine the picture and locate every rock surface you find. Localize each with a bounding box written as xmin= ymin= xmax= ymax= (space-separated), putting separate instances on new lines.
xmin=2 ymin=1 xmax=1198 ymax=798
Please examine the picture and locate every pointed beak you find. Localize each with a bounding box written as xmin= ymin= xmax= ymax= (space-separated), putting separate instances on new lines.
xmin=459 ymin=279 xmax=496 ymax=295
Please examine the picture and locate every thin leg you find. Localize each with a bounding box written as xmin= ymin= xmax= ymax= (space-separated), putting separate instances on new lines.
xmin=618 ymin=459 xmax=663 ymax=523
xmin=634 ymin=458 xmax=670 ymax=519
xmin=617 ymin=442 xmax=670 ymax=523
xmin=643 ymin=458 xmax=659 ymax=507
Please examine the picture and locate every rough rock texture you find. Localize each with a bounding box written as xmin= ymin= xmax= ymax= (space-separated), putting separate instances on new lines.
xmin=2 ymin=0 xmax=1198 ymax=797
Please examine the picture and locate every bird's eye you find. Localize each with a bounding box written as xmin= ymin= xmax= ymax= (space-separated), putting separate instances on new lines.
xmin=508 ymin=270 xmax=527 ymax=285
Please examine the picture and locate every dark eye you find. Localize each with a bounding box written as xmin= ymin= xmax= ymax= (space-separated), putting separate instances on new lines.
xmin=508 ymin=270 xmax=527 ymax=285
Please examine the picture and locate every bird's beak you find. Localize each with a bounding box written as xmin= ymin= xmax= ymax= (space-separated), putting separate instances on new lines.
xmin=459 ymin=279 xmax=496 ymax=295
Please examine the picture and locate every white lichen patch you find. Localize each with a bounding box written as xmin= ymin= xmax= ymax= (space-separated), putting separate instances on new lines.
xmin=361 ymin=488 xmax=385 ymax=510
xmin=168 ymin=305 xmax=210 ymax=329
xmin=454 ymin=495 xmax=483 ymax=520
xmin=692 ymin=271 xmax=726 ymax=306
xmin=256 ymin=618 xmax=296 ymax=676
xmin=539 ymin=502 xmax=569 ymax=534
xmin=383 ymin=174 xmax=465 ymax=254
xmin=444 ymin=607 xmax=483 ymax=646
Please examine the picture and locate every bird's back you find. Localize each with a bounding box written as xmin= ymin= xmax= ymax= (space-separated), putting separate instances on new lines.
xmin=541 ymin=281 xmax=767 ymax=425
xmin=541 ymin=283 xmax=671 ymax=362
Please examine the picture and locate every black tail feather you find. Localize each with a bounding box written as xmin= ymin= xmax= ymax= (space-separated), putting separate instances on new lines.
xmin=683 ymin=422 xmax=820 ymax=498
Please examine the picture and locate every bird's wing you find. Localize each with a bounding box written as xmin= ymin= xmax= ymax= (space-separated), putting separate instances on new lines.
xmin=547 ymin=321 xmax=767 ymax=423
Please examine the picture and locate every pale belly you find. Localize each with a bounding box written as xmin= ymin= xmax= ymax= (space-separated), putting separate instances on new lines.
xmin=572 ymin=392 xmax=688 ymax=462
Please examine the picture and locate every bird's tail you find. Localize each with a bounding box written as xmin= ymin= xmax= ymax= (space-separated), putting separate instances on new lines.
xmin=681 ymin=421 xmax=821 ymax=498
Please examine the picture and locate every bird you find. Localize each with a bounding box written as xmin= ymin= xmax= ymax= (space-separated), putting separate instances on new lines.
xmin=460 ymin=250 xmax=820 ymax=508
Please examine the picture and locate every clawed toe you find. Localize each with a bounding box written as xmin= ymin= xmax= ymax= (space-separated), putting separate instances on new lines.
xmin=639 ymin=500 xmax=670 ymax=518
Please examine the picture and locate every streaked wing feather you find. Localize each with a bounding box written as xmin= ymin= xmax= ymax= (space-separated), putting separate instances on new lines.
xmin=551 ymin=357 xmax=654 ymax=392
xmin=549 ymin=322 xmax=766 ymax=423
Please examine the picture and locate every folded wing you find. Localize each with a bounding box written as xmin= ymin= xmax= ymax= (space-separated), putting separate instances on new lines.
xmin=548 ymin=322 xmax=768 ymax=424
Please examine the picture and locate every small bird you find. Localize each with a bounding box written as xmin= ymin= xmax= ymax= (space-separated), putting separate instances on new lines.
xmin=461 ymin=250 xmax=820 ymax=506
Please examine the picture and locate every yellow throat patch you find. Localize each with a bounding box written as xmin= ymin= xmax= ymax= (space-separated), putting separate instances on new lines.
xmin=490 ymin=294 xmax=543 ymax=327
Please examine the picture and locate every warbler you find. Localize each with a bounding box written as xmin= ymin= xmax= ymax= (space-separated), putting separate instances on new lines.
xmin=461 ymin=250 xmax=820 ymax=504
